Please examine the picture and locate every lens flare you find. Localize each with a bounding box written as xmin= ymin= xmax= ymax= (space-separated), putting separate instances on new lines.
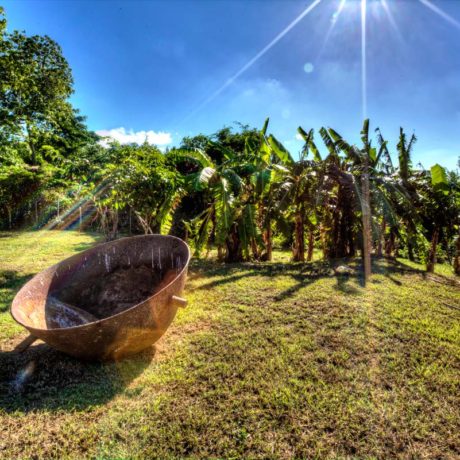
xmin=10 ymin=180 xmax=109 ymax=269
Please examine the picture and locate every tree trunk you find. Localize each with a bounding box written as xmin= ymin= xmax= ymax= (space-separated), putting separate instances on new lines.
xmin=25 ymin=122 xmax=37 ymax=165
xmin=293 ymin=212 xmax=305 ymax=262
xmin=361 ymin=159 xmax=372 ymax=284
xmin=7 ymin=206 xmax=12 ymax=229
xmin=251 ymin=238 xmax=259 ymax=260
xmin=453 ymin=232 xmax=460 ymax=276
xmin=217 ymin=245 xmax=224 ymax=262
xmin=320 ymin=222 xmax=328 ymax=259
xmin=107 ymin=210 xmax=119 ymax=241
xmin=377 ymin=219 xmax=385 ymax=257
xmin=407 ymin=228 xmax=415 ymax=261
xmin=307 ymin=229 xmax=314 ymax=262
xmin=264 ymin=219 xmax=273 ymax=262
xmin=135 ymin=212 xmax=153 ymax=235
xmin=426 ymin=228 xmax=439 ymax=273
xmin=408 ymin=240 xmax=414 ymax=261
xmin=225 ymin=224 xmax=242 ymax=262
xmin=385 ymin=229 xmax=395 ymax=258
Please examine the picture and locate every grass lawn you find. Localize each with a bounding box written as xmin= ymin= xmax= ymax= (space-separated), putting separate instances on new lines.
xmin=0 ymin=231 xmax=459 ymax=459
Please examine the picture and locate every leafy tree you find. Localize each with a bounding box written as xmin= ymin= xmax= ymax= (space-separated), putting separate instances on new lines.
xmin=0 ymin=10 xmax=74 ymax=164
xmin=274 ymin=127 xmax=322 ymax=262
xmin=178 ymin=122 xmax=283 ymax=262
xmin=94 ymin=142 xmax=182 ymax=240
xmin=419 ymin=164 xmax=459 ymax=273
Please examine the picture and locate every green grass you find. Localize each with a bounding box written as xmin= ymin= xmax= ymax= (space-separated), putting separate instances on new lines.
xmin=0 ymin=231 xmax=459 ymax=459
xmin=395 ymin=256 xmax=457 ymax=277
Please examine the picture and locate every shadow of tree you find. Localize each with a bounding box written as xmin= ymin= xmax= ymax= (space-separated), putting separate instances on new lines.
xmin=0 ymin=341 xmax=155 ymax=413
xmin=0 ymin=270 xmax=34 ymax=313
xmin=334 ymin=274 xmax=361 ymax=294
xmin=71 ymin=239 xmax=102 ymax=253
xmin=191 ymin=259 xmax=340 ymax=301
xmin=190 ymin=256 xmax=448 ymax=301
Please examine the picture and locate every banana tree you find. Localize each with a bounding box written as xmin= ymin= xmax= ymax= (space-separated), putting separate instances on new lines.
xmin=323 ymin=119 xmax=404 ymax=283
xmin=178 ymin=147 xmax=241 ymax=261
xmin=180 ymin=119 xmax=296 ymax=262
xmin=396 ymin=128 xmax=419 ymax=260
xmin=99 ymin=143 xmax=183 ymax=239
xmin=419 ymin=164 xmax=459 ymax=273
xmin=269 ymin=127 xmax=322 ymax=262
xmin=315 ymin=125 xmax=362 ymax=260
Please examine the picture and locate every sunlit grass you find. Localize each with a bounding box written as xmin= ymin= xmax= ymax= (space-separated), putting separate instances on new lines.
xmin=0 ymin=230 xmax=101 ymax=339
xmin=0 ymin=231 xmax=458 ymax=458
xmin=396 ymin=256 xmax=456 ymax=277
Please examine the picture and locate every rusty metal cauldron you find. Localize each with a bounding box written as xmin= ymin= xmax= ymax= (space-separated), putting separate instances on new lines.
xmin=10 ymin=235 xmax=190 ymax=361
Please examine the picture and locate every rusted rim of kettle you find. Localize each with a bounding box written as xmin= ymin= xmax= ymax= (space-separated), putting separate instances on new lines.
xmin=10 ymin=234 xmax=191 ymax=332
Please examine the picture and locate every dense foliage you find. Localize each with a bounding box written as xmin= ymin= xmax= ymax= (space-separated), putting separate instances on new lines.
xmin=0 ymin=9 xmax=459 ymax=274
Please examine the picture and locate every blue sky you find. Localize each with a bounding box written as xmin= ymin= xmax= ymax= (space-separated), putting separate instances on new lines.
xmin=3 ymin=0 xmax=460 ymax=169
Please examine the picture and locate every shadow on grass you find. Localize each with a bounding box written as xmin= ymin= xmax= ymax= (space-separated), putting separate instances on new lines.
xmin=190 ymin=258 xmax=359 ymax=300
xmin=190 ymin=256 xmax=450 ymax=301
xmin=0 ymin=270 xmax=34 ymax=313
xmin=70 ymin=234 xmax=103 ymax=253
xmin=0 ymin=342 xmax=155 ymax=413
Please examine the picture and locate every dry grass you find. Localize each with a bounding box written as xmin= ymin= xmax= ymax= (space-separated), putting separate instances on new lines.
xmin=0 ymin=231 xmax=459 ymax=459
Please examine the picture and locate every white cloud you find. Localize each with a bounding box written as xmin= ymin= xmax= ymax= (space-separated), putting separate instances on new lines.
xmin=96 ymin=127 xmax=172 ymax=147
xmin=228 ymin=78 xmax=292 ymax=121
xmin=295 ymin=133 xmax=304 ymax=141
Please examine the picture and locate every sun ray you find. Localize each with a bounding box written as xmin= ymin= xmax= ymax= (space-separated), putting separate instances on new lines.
xmin=418 ymin=0 xmax=460 ymax=30
xmin=9 ymin=179 xmax=112 ymax=269
xmin=380 ymin=0 xmax=404 ymax=44
xmin=361 ymin=0 xmax=367 ymax=119
xmin=178 ymin=0 xmax=323 ymax=125
xmin=316 ymin=0 xmax=347 ymax=61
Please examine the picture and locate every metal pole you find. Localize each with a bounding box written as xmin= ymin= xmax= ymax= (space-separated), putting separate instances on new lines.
xmin=362 ymin=157 xmax=371 ymax=285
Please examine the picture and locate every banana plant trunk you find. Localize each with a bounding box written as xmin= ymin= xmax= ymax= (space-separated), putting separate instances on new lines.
xmin=377 ymin=218 xmax=386 ymax=257
xmin=293 ymin=211 xmax=305 ymax=262
xmin=265 ymin=220 xmax=273 ymax=262
xmin=407 ymin=224 xmax=416 ymax=261
xmin=361 ymin=160 xmax=372 ymax=284
xmin=307 ymin=229 xmax=314 ymax=262
xmin=225 ymin=223 xmax=242 ymax=263
xmin=426 ymin=227 xmax=439 ymax=273
xmin=217 ymin=245 xmax=225 ymax=262
xmin=453 ymin=231 xmax=460 ymax=276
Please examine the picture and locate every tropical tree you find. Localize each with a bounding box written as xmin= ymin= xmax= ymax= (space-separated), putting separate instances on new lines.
xmin=178 ymin=145 xmax=247 ymax=261
xmin=95 ymin=142 xmax=183 ymax=240
xmin=179 ymin=121 xmax=291 ymax=262
xmin=321 ymin=120 xmax=408 ymax=282
xmin=0 ymin=12 xmax=74 ymax=164
xmin=419 ymin=164 xmax=459 ymax=273
xmin=395 ymin=127 xmax=419 ymax=260
xmin=271 ymin=127 xmax=323 ymax=262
